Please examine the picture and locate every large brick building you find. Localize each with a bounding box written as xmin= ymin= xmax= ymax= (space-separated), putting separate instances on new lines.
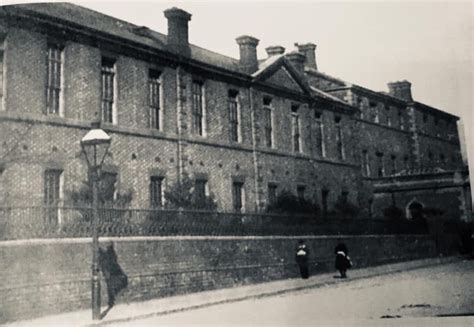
xmin=0 ymin=3 xmax=470 ymax=220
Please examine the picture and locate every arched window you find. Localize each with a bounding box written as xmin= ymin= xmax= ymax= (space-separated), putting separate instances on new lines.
xmin=406 ymin=200 xmax=424 ymax=219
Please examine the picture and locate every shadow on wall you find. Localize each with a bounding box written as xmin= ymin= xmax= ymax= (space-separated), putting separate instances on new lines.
xmin=99 ymin=242 xmax=128 ymax=311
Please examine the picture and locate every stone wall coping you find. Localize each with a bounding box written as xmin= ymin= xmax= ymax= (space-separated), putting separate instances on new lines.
xmin=0 ymin=234 xmax=432 ymax=247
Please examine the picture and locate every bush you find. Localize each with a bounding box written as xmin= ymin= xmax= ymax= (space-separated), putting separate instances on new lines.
xmin=164 ymin=176 xmax=217 ymax=211
xmin=334 ymin=194 xmax=360 ymax=218
xmin=266 ymin=189 xmax=319 ymax=216
xmin=422 ymin=207 xmax=445 ymax=217
xmin=67 ymin=180 xmax=133 ymax=209
xmin=66 ymin=178 xmax=133 ymax=224
xmin=383 ymin=205 xmax=404 ymax=220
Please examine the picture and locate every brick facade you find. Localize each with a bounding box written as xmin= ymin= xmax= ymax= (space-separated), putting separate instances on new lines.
xmin=0 ymin=3 xmax=470 ymax=219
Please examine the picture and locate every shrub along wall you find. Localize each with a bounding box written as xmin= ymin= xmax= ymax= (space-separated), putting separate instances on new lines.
xmin=0 ymin=234 xmax=441 ymax=323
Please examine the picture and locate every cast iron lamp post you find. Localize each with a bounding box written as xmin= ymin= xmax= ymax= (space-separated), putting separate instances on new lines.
xmin=81 ymin=121 xmax=111 ymax=320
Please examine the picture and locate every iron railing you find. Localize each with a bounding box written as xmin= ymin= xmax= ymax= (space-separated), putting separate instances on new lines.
xmin=0 ymin=206 xmax=429 ymax=240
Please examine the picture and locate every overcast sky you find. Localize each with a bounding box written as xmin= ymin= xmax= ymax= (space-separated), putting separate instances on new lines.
xmin=3 ymin=0 xmax=474 ymax=183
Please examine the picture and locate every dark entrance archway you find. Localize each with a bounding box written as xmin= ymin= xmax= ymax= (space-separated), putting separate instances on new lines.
xmin=408 ymin=201 xmax=424 ymax=220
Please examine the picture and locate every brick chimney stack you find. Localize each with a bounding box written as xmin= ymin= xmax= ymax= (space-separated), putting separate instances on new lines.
xmin=265 ymin=45 xmax=285 ymax=57
xmin=164 ymin=7 xmax=192 ymax=56
xmin=388 ymin=80 xmax=413 ymax=102
xmin=296 ymin=43 xmax=317 ymax=70
xmin=236 ymin=35 xmax=259 ymax=74
xmin=285 ymin=51 xmax=306 ymax=75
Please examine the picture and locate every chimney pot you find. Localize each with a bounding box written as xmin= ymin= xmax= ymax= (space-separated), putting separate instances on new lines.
xmin=236 ymin=35 xmax=259 ymax=74
xmin=265 ymin=45 xmax=285 ymax=57
xmin=164 ymin=7 xmax=192 ymax=56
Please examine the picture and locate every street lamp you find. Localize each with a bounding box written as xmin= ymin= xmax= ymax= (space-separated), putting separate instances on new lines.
xmin=81 ymin=121 xmax=111 ymax=320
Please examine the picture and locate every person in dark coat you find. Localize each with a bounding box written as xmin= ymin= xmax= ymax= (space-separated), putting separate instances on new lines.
xmin=334 ymin=241 xmax=351 ymax=278
xmin=99 ymin=242 xmax=128 ymax=307
xmin=295 ymin=239 xmax=310 ymax=279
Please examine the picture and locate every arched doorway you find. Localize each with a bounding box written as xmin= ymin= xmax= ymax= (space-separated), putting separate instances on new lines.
xmin=407 ymin=200 xmax=424 ymax=220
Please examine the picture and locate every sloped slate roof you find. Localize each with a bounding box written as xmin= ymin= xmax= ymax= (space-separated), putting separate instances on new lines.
xmin=2 ymin=2 xmax=242 ymax=73
xmin=309 ymin=86 xmax=352 ymax=106
xmin=252 ymin=55 xmax=284 ymax=77
xmin=305 ymin=67 xmax=351 ymax=88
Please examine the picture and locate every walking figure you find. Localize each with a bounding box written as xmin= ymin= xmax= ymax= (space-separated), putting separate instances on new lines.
xmin=295 ymin=239 xmax=310 ymax=279
xmin=99 ymin=242 xmax=128 ymax=307
xmin=334 ymin=241 xmax=351 ymax=278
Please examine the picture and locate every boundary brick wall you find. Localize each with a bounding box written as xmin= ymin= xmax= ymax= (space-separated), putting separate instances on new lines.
xmin=0 ymin=234 xmax=441 ymax=323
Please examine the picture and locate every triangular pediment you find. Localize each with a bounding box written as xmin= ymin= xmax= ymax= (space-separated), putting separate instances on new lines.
xmin=263 ymin=66 xmax=304 ymax=92
xmin=252 ymin=57 xmax=311 ymax=95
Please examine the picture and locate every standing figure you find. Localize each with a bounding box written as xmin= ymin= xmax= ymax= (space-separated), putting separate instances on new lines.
xmin=295 ymin=239 xmax=310 ymax=279
xmin=99 ymin=242 xmax=128 ymax=307
xmin=334 ymin=241 xmax=351 ymax=278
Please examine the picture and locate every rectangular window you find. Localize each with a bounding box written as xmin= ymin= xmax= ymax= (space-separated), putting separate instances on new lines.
xmin=263 ymin=97 xmax=273 ymax=148
xmin=44 ymin=169 xmax=62 ymax=206
xmin=358 ymin=98 xmax=365 ymax=120
xmin=148 ymin=69 xmax=161 ymax=130
xmin=362 ymin=150 xmax=370 ymax=177
xmin=192 ymin=81 xmax=204 ymax=136
xmin=398 ymin=109 xmax=404 ymax=130
xmin=194 ymin=179 xmax=207 ymax=204
xmin=376 ymin=152 xmax=384 ymax=177
xmin=100 ymin=172 xmax=117 ymax=203
xmin=232 ymin=181 xmax=244 ymax=212
xmin=0 ymin=37 xmax=5 ymax=112
xmin=268 ymin=183 xmax=277 ymax=205
xmin=292 ymin=105 xmax=301 ymax=152
xmin=44 ymin=169 xmax=62 ymax=224
xmin=403 ymin=155 xmax=409 ymax=171
xmin=297 ymin=185 xmax=306 ymax=200
xmin=322 ymin=189 xmax=329 ymax=217
xmin=370 ymin=102 xmax=379 ymax=123
xmin=46 ymin=44 xmax=62 ymax=116
xmin=228 ymin=90 xmax=240 ymax=142
xmin=150 ymin=176 xmax=164 ymax=208
xmin=340 ymin=191 xmax=349 ymax=203
xmin=314 ymin=112 xmax=324 ymax=157
xmin=101 ymin=57 xmax=116 ymax=123
xmin=335 ymin=116 xmax=343 ymax=160
xmin=391 ymin=155 xmax=397 ymax=175
xmin=386 ymin=106 xmax=391 ymax=127
xmin=440 ymin=153 xmax=445 ymax=164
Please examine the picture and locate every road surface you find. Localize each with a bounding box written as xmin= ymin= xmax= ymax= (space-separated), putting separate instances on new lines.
xmin=116 ymin=259 xmax=474 ymax=326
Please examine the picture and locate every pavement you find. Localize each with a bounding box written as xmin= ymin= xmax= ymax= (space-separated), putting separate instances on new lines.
xmin=4 ymin=255 xmax=463 ymax=327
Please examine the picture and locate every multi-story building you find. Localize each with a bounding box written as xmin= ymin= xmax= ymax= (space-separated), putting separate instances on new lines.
xmin=0 ymin=3 xmax=470 ymax=220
